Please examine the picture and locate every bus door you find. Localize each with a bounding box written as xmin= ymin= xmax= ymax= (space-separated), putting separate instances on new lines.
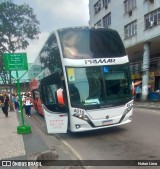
xmin=40 ymin=72 xmax=68 ymax=133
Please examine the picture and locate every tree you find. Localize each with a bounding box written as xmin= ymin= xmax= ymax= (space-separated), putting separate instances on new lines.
xmin=0 ymin=1 xmax=40 ymax=53
xmin=0 ymin=55 xmax=9 ymax=91
xmin=0 ymin=1 xmax=40 ymax=109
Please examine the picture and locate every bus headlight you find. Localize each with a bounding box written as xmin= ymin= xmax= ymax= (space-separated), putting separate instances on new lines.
xmin=124 ymin=105 xmax=133 ymax=115
xmin=119 ymin=103 xmax=133 ymax=123
xmin=73 ymin=113 xmax=90 ymax=121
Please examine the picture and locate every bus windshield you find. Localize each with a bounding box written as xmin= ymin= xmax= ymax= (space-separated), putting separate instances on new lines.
xmin=58 ymin=28 xmax=126 ymax=59
xmin=66 ymin=64 xmax=132 ymax=109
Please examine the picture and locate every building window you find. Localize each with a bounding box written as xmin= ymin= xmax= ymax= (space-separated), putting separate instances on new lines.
xmin=145 ymin=8 xmax=160 ymax=29
xmin=103 ymin=12 xmax=111 ymax=28
xmin=94 ymin=20 xmax=101 ymax=27
xmin=124 ymin=20 xmax=137 ymax=39
xmin=102 ymin=0 xmax=111 ymax=9
xmin=94 ymin=0 xmax=101 ymax=14
xmin=124 ymin=0 xmax=136 ymax=13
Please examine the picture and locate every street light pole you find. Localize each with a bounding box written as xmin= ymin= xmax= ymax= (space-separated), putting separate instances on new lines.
xmin=16 ymin=71 xmax=25 ymax=125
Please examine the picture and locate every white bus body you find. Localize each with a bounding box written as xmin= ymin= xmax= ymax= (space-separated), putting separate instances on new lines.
xmin=29 ymin=27 xmax=133 ymax=133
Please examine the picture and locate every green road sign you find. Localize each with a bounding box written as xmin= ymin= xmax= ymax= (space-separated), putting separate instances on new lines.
xmin=3 ymin=53 xmax=31 ymax=134
xmin=3 ymin=53 xmax=28 ymax=71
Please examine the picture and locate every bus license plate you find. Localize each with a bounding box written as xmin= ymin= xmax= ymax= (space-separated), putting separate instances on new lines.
xmin=102 ymin=120 xmax=113 ymax=126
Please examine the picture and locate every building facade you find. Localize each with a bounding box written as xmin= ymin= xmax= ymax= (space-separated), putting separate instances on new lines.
xmin=0 ymin=0 xmax=12 ymax=2
xmin=89 ymin=0 xmax=160 ymax=100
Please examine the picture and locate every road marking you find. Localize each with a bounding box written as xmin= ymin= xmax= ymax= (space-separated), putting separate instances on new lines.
xmin=32 ymin=113 xmax=83 ymax=161
xmin=55 ymin=134 xmax=83 ymax=160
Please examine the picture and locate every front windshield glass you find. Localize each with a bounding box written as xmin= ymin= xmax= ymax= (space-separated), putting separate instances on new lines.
xmin=58 ymin=28 xmax=126 ymax=59
xmin=66 ymin=64 xmax=132 ymax=109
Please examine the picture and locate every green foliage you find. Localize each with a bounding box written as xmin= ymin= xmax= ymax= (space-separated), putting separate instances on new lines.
xmin=0 ymin=1 xmax=40 ymax=87
xmin=0 ymin=1 xmax=40 ymax=53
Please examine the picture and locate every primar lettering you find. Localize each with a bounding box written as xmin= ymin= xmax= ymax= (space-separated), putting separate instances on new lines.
xmin=85 ymin=59 xmax=116 ymax=65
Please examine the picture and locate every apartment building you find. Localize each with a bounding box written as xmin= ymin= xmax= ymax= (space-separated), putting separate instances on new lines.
xmin=89 ymin=0 xmax=160 ymax=100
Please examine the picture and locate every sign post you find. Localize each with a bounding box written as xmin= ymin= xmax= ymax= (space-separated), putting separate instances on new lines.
xmin=3 ymin=53 xmax=32 ymax=134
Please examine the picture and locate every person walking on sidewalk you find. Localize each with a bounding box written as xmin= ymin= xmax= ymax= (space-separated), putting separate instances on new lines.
xmin=0 ymin=91 xmax=10 ymax=117
xmin=12 ymin=93 xmax=17 ymax=111
xmin=135 ymin=85 xmax=142 ymax=100
xmin=23 ymin=94 xmax=32 ymax=117
xmin=12 ymin=94 xmax=20 ymax=111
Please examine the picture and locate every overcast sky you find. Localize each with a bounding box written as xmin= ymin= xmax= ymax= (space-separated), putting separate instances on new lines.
xmin=14 ymin=0 xmax=89 ymax=63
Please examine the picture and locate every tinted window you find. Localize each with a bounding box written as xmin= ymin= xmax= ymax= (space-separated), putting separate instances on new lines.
xmin=58 ymin=28 xmax=126 ymax=59
xmin=39 ymin=33 xmax=63 ymax=73
xmin=40 ymin=72 xmax=68 ymax=112
xmin=43 ymin=84 xmax=57 ymax=105
xmin=66 ymin=64 xmax=132 ymax=109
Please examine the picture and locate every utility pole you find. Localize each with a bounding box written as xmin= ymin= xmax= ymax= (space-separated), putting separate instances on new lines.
xmin=141 ymin=43 xmax=150 ymax=101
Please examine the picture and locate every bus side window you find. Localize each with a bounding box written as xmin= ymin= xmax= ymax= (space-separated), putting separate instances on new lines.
xmin=41 ymin=83 xmax=68 ymax=113
xmin=44 ymin=85 xmax=57 ymax=105
xmin=40 ymin=72 xmax=68 ymax=113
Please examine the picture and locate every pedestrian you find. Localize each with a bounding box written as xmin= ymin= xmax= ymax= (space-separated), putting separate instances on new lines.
xmin=0 ymin=91 xmax=10 ymax=117
xmin=12 ymin=93 xmax=16 ymax=111
xmin=135 ymin=85 xmax=142 ymax=100
xmin=23 ymin=94 xmax=32 ymax=117
xmin=15 ymin=94 xmax=20 ymax=111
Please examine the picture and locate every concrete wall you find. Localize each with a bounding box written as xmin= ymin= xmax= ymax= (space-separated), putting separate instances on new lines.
xmin=89 ymin=0 xmax=160 ymax=48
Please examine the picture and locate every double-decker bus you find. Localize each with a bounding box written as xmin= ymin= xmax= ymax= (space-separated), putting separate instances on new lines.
xmin=29 ymin=27 xmax=133 ymax=133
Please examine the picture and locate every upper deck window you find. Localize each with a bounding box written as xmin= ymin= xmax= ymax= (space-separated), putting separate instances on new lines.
xmin=58 ymin=28 xmax=126 ymax=59
xmin=39 ymin=33 xmax=63 ymax=74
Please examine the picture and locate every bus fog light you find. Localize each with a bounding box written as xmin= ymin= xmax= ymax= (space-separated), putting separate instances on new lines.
xmin=75 ymin=125 xmax=81 ymax=129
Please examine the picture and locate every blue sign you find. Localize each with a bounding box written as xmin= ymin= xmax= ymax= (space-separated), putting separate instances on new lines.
xmin=103 ymin=66 xmax=110 ymax=73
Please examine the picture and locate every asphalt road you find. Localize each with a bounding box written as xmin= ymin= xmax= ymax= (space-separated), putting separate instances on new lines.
xmin=31 ymin=107 xmax=160 ymax=169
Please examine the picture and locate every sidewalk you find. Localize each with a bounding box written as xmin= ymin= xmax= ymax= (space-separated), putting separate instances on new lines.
xmin=0 ymin=108 xmax=84 ymax=169
xmin=0 ymin=109 xmax=25 ymax=160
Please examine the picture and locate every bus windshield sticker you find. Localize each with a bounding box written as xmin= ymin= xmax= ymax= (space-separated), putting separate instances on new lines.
xmin=67 ymin=68 xmax=75 ymax=82
xmin=103 ymin=66 xmax=110 ymax=73
xmin=84 ymin=99 xmax=100 ymax=105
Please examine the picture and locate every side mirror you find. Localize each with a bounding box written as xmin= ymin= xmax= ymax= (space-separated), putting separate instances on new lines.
xmin=56 ymin=88 xmax=65 ymax=106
